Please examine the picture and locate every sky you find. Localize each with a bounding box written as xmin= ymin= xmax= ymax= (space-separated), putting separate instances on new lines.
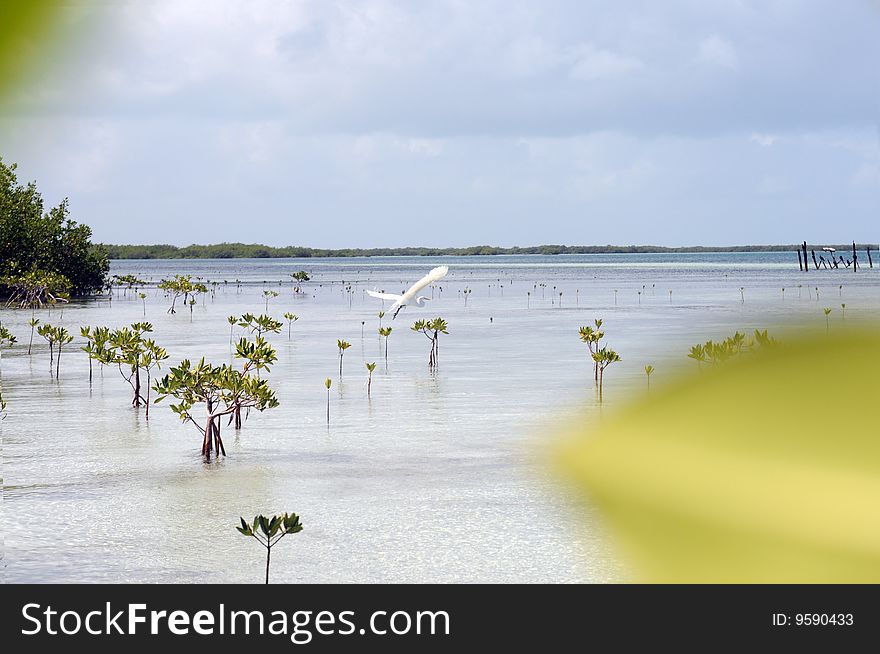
xmin=2 ymin=0 xmax=879 ymax=248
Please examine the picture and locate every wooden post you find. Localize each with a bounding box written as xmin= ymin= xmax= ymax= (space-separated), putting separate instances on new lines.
xmin=803 ymin=242 xmax=809 ymax=273
xmin=797 ymin=249 xmax=803 ymax=271
xmin=868 ymin=248 xmax=874 ymax=268
xmin=853 ymin=242 xmax=858 ymax=271
xmin=811 ymin=249 xmax=819 ymax=270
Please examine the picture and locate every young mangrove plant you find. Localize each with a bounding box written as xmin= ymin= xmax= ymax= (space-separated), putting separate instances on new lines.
xmin=80 ymin=325 xmax=110 ymax=385
xmin=111 ymin=274 xmax=147 ymax=296
xmin=263 ymin=289 xmax=279 ymax=312
xmin=2 ymin=270 xmax=71 ymax=309
xmin=158 ymin=275 xmax=207 ymax=314
xmin=578 ymin=319 xmax=605 ymax=382
xmin=593 ymin=347 xmax=621 ymax=402
xmin=411 ymin=317 xmax=449 ymax=369
xmin=36 ymin=322 xmax=57 ymax=365
xmin=0 ymin=324 xmax=15 ymax=378
xmin=27 ymin=317 xmax=39 ymax=355
xmin=154 ymin=348 xmax=278 ymax=457
xmin=236 ymin=513 xmax=304 ymax=584
xmin=337 ymin=339 xmax=351 ymax=376
xmin=237 ymin=313 xmax=283 ymax=339
xmin=823 ymin=307 xmax=832 ymax=334
xmin=229 ymin=335 xmax=278 ymax=425
xmin=138 ymin=292 xmax=147 ymax=316
xmin=644 ymin=364 xmax=654 ymax=391
xmin=290 ymin=271 xmax=310 ymax=294
xmin=89 ymin=322 xmax=168 ymax=416
xmin=379 ymin=327 xmax=392 ymax=364
xmin=51 ymin=326 xmax=73 ymax=379
xmin=365 ymin=362 xmax=376 ymax=397
xmin=324 ymin=377 xmax=332 ymax=424
xmin=687 ymin=329 xmax=778 ymax=367
xmin=283 ymin=312 xmax=299 ymax=340
xmin=227 ymin=315 xmax=237 ymax=342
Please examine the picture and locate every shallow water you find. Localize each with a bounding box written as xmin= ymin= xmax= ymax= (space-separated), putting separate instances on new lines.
xmin=2 ymin=252 xmax=879 ymax=583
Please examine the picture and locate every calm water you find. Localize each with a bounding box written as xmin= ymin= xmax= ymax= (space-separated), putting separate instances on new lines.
xmin=2 ymin=252 xmax=879 ymax=583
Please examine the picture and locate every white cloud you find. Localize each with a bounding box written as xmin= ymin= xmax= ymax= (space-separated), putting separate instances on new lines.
xmin=852 ymin=162 xmax=880 ymax=187
xmin=697 ymin=34 xmax=739 ymax=70
xmin=569 ymin=44 xmax=643 ymax=81
xmin=750 ymin=133 xmax=778 ymax=146
xmin=3 ymin=1 xmax=879 ymax=246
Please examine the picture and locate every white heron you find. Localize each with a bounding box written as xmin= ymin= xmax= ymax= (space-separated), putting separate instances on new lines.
xmin=367 ymin=265 xmax=448 ymax=319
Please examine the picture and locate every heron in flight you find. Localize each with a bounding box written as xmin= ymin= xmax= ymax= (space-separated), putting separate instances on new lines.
xmin=367 ymin=265 xmax=448 ymax=319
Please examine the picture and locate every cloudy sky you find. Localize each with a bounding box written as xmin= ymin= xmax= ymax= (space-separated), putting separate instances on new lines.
xmin=2 ymin=0 xmax=878 ymax=247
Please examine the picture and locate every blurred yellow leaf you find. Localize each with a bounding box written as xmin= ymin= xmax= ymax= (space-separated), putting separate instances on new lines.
xmin=559 ymin=327 xmax=880 ymax=583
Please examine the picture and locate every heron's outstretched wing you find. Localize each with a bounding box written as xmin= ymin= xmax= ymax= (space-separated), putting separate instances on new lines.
xmin=367 ymin=290 xmax=403 ymax=301
xmin=401 ymin=265 xmax=448 ymax=301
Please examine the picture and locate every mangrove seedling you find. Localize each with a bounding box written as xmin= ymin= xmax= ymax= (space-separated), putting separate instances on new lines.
xmin=227 ymin=315 xmax=237 ymax=342
xmin=592 ymin=347 xmax=621 ymax=402
xmin=154 ymin=352 xmax=278 ymax=457
xmin=89 ymin=322 xmax=168 ymax=414
xmin=740 ymin=287 xmax=745 ymax=304
xmin=80 ymin=326 xmax=110 ymax=385
xmin=52 ymin=326 xmax=73 ymax=380
xmin=366 ymin=362 xmax=376 ymax=397
xmin=823 ymin=307 xmax=832 ymax=334
xmin=36 ymin=322 xmax=57 ymax=365
xmin=378 ymin=311 xmax=385 ymax=330
xmin=337 ymin=339 xmax=351 ymax=376
xmin=263 ymin=289 xmax=279 ymax=312
xmin=325 ymin=377 xmax=332 ymax=423
xmin=283 ymin=312 xmax=299 ymax=340
xmin=138 ymin=292 xmax=147 ymax=316
xmin=578 ymin=319 xmax=605 ymax=382
xmin=841 ymin=303 xmax=846 ymax=320
xmin=158 ymin=275 xmax=207 ymax=314
xmin=1 ymin=269 xmax=71 ymax=309
xmin=236 ymin=513 xmax=304 ymax=584
xmin=644 ymin=364 xmax=654 ymax=391
xmin=290 ymin=271 xmax=310 ymax=294
xmin=379 ymin=327 xmax=392 ymax=364
xmin=112 ymin=274 xmax=147 ymax=296
xmin=0 ymin=324 xmax=16 ymax=377
xmin=411 ymin=317 xmax=449 ymax=369
xmin=237 ymin=313 xmax=283 ymax=339
xmin=27 ymin=317 xmax=39 ymax=355
xmin=687 ymin=329 xmax=778 ymax=367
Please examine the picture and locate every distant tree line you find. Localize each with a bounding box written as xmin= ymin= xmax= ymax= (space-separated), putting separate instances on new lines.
xmin=100 ymin=242 xmax=873 ymax=260
xmin=1 ymin=157 xmax=108 ymax=296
